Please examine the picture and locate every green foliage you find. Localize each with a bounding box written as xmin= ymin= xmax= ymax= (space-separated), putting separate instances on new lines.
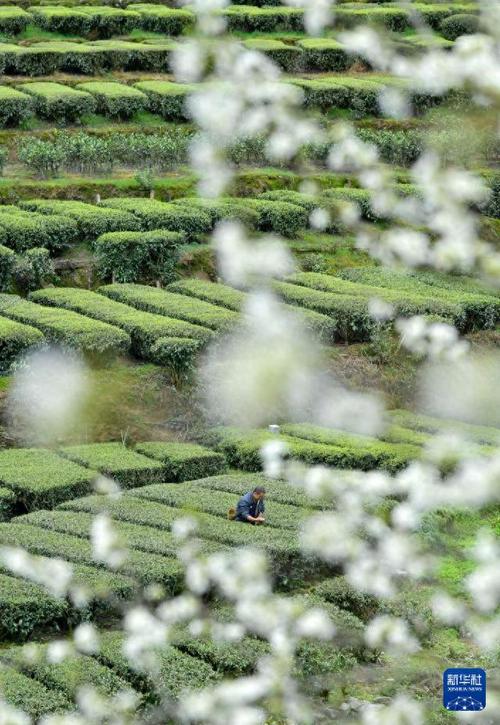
xmin=19 ymin=199 xmax=140 ymax=242
xmin=0 ymin=487 xmax=16 ymax=520
xmin=0 ymin=144 xmax=7 ymax=174
xmin=381 ymin=424 xmax=430 ymax=447
xmin=18 ymin=81 xmax=96 ymax=123
xmin=132 ymin=4 xmax=194 ymax=34
xmin=293 ymin=76 xmax=383 ymax=117
xmin=167 ymin=278 xmax=245 ymax=311
xmin=0 ymin=447 xmax=96 ymax=511
xmin=314 ymin=577 xmax=380 ymax=622
xmin=97 ymin=630 xmax=219 ymax=697
xmin=243 ymin=37 xmax=303 ymax=72
xmin=0 ymin=572 xmax=68 ymax=640
xmin=0 ymin=664 xmax=69 ymax=717
xmin=79 ymin=5 xmax=141 ymax=37
xmin=0 ymin=522 xmax=183 ymax=589
xmin=356 ymin=127 xmax=423 ymax=166
xmin=134 ymin=80 xmax=194 ymax=121
xmin=239 ymin=198 xmax=308 ymax=237
xmin=100 ymin=197 xmax=212 ymax=236
xmin=76 ymin=81 xmax=147 ymax=119
xmin=0 ymin=243 xmax=16 ymax=289
xmin=94 ymin=231 xmax=184 ymax=285
xmin=389 ymin=409 xmax=500 ymax=447
xmin=222 ymin=5 xmax=304 ymax=32
xmin=296 ymin=38 xmax=351 ymax=72
xmin=59 ymin=441 xmax=165 ymax=487
xmin=148 ymin=335 xmax=201 ymax=372
xmin=0 ymin=315 xmax=44 ymax=371
xmin=0 ymin=293 xmax=131 ymax=360
xmin=3 ymin=644 xmax=134 ymax=702
xmin=0 ymin=86 xmax=33 ymax=127
xmin=135 ymin=441 xmax=227 ymax=481
xmin=30 ymin=287 xmax=212 ymax=363
xmin=0 ymin=208 xmax=78 ymax=252
xmin=11 ymin=247 xmax=55 ymax=294
xmin=0 ymin=6 xmax=31 ymax=35
xmin=172 ymin=197 xmax=261 ymax=229
xmin=17 ymin=136 xmax=67 ymax=176
xmin=29 ymin=5 xmax=93 ymax=35
xmin=100 ymin=283 xmax=238 ymax=331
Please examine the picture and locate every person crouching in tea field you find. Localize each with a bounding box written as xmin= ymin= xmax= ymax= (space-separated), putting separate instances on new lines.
xmin=229 ymin=486 xmax=266 ymax=524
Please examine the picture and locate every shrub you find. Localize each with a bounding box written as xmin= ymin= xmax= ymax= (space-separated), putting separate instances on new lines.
xmin=148 ymin=336 xmax=202 ymax=372
xmin=134 ymin=80 xmax=194 ymax=120
xmin=0 ymin=86 xmax=33 ymax=127
xmin=131 ymin=481 xmax=306 ymax=530
xmin=94 ymin=231 xmax=184 ymax=285
xmin=29 ymin=5 xmax=93 ymax=35
xmin=0 ymin=6 xmax=30 ymax=35
xmin=100 ymin=197 xmax=212 ymax=237
xmin=19 ymin=199 xmax=140 ymax=242
xmin=172 ymin=197 xmax=260 ymax=229
xmin=58 ymin=442 xmax=165 ymax=487
xmin=30 ymin=287 xmax=212 ymax=361
xmin=389 ymin=409 xmax=500 ymax=447
xmin=0 ymin=522 xmax=183 ymax=590
xmin=0 ymin=487 xmax=15 ymax=521
xmin=132 ymin=4 xmax=194 ymax=34
xmin=297 ymin=38 xmax=351 ymax=72
xmin=3 ymin=644 xmax=134 ymax=702
xmin=18 ymin=82 xmax=96 ymax=123
xmin=0 ymin=572 xmax=68 ymax=640
xmin=17 ymin=136 xmax=67 ymax=177
xmin=292 ymin=76 xmax=384 ymax=117
xmin=100 ymin=283 xmax=238 ymax=331
xmin=0 ymin=144 xmax=7 ymax=175
xmin=79 ymin=6 xmax=141 ymax=37
xmin=97 ymin=630 xmax=219 ymax=697
xmin=11 ymin=247 xmax=55 ymax=294
xmin=135 ymin=442 xmax=227 ymax=481
xmin=0 ymin=664 xmax=70 ymax=717
xmin=0 ymin=293 xmax=131 ymax=360
xmin=221 ymin=5 xmax=304 ymax=32
xmin=356 ymin=127 xmax=423 ymax=166
xmin=76 ymin=81 xmax=147 ymax=119
xmin=417 ymin=3 xmax=477 ymax=30
xmin=0 ymin=448 xmax=96 ymax=511
xmin=167 ymin=278 xmax=245 ymax=311
xmin=381 ymin=424 xmax=430 ymax=447
xmin=243 ymin=38 xmax=303 ymax=72
xmin=0 ymin=209 xmax=79 ymax=252
xmin=0 ymin=243 xmax=15 ymax=289
xmin=0 ymin=316 xmax=44 ymax=372
xmin=238 ymin=198 xmax=308 ymax=237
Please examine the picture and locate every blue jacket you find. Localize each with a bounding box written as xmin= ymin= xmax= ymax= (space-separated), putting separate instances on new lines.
xmin=235 ymin=491 xmax=265 ymax=522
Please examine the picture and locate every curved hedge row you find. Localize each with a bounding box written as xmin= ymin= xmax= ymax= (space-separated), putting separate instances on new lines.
xmin=0 ymin=206 xmax=79 ymax=252
xmin=99 ymin=197 xmax=212 ymax=237
xmin=75 ymin=81 xmax=148 ymax=119
xmin=135 ymin=440 xmax=227 ymax=480
xmin=0 ymin=315 xmax=44 ymax=371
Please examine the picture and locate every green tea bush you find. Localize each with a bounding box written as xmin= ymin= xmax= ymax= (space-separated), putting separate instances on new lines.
xmin=0 ymin=86 xmax=33 ymax=127
xmin=335 ymin=6 xmax=409 ymax=31
xmin=0 ymin=315 xmax=44 ymax=371
xmin=29 ymin=5 xmax=93 ymax=35
xmin=417 ymin=3 xmax=477 ymax=30
xmin=131 ymin=481 xmax=305 ymax=530
xmin=148 ymin=336 xmax=202 ymax=372
xmin=100 ymin=283 xmax=238 ymax=331
xmin=0 ymin=243 xmax=15 ymax=289
xmin=296 ymin=38 xmax=352 ymax=72
xmin=134 ymin=80 xmax=194 ymax=120
xmin=0 ymin=293 xmax=131 ymax=360
xmin=94 ymin=230 xmax=184 ymax=284
xmin=0 ymin=487 xmax=16 ymax=521
xmin=100 ymin=197 xmax=212 ymax=236
xmin=135 ymin=441 xmax=227 ymax=481
xmin=75 ymin=81 xmax=147 ymax=118
xmin=17 ymin=82 xmax=96 ymax=123
xmin=292 ymin=76 xmax=383 ymax=117
xmin=132 ymin=4 xmax=194 ymax=34
xmin=19 ymin=199 xmax=140 ymax=242
xmin=356 ymin=127 xmax=423 ymax=166
xmin=17 ymin=136 xmax=67 ymax=177
xmin=0 ymin=664 xmax=69 ymax=717
xmin=243 ymin=38 xmax=303 ymax=72
xmin=167 ymin=278 xmax=245 ymax=311
xmin=222 ymin=5 xmax=304 ymax=32
xmin=172 ymin=197 xmax=260 ymax=229
xmin=314 ymin=577 xmax=380 ymax=622
xmin=58 ymin=442 xmax=165 ymax=487
xmin=30 ymin=287 xmax=212 ymax=360
xmin=0 ymin=522 xmax=183 ymax=589
xmin=79 ymin=5 xmax=141 ymax=37
xmin=389 ymin=409 xmax=500 ymax=447
xmin=0 ymin=145 xmax=7 ymax=175
xmin=239 ymin=198 xmax=308 ymax=236
xmin=0 ymin=6 xmax=30 ymax=35
xmin=0 ymin=208 xmax=79 ymax=252
xmin=0 ymin=573 xmax=68 ymax=640
xmin=3 ymin=644 xmax=133 ymax=702
xmin=97 ymin=630 xmax=219 ymax=697
xmin=0 ymin=448 xmax=96 ymax=511
xmin=11 ymin=247 xmax=54 ymax=294
xmin=381 ymin=424 xmax=430 ymax=447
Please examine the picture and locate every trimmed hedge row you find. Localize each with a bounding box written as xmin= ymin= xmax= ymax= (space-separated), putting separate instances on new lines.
xmin=58 ymin=494 xmax=317 ymax=583
xmin=18 ymin=81 xmax=97 ymax=122
xmin=0 ymin=447 xmax=97 ymax=511
xmin=148 ymin=335 xmax=202 ymax=374
xmin=0 ymin=664 xmax=69 ymax=718
xmin=134 ymin=80 xmax=194 ymax=120
xmin=135 ymin=440 xmax=228 ymax=481
xmin=0 ymin=572 xmax=68 ymax=641
xmin=94 ymin=230 xmax=185 ymax=285
xmin=0 ymin=6 xmax=30 ymax=35
xmin=0 ymin=487 xmax=16 ymax=520
xmin=20 ymin=509 xmax=225 ymax=560
xmin=0 ymin=314 xmax=44 ymax=371
xmin=19 ymin=199 xmax=140 ymax=242
xmin=99 ymin=197 xmax=212 ymax=237
xmin=100 ymin=283 xmax=239 ymax=332
xmin=97 ymin=630 xmax=219 ymax=698
xmin=76 ymin=81 xmax=147 ymax=119
xmin=0 ymin=85 xmax=33 ymax=127
xmin=58 ymin=442 xmax=166 ymax=487
xmin=0 ymin=293 xmax=131 ymax=359
xmin=2 ymin=643 xmax=133 ymax=703
xmin=172 ymin=197 xmax=261 ymax=229
xmin=130 ymin=481 xmax=303 ymax=530
xmin=30 ymin=287 xmax=212 ymax=362
xmin=209 ymin=426 xmax=418 ymax=473
xmin=0 ymin=207 xmax=79 ymax=253
xmin=389 ymin=409 xmax=500 ymax=447
xmin=0 ymin=522 xmax=183 ymax=589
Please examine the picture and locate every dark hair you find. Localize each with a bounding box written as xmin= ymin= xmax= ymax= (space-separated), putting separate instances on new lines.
xmin=253 ymin=486 xmax=266 ymax=494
